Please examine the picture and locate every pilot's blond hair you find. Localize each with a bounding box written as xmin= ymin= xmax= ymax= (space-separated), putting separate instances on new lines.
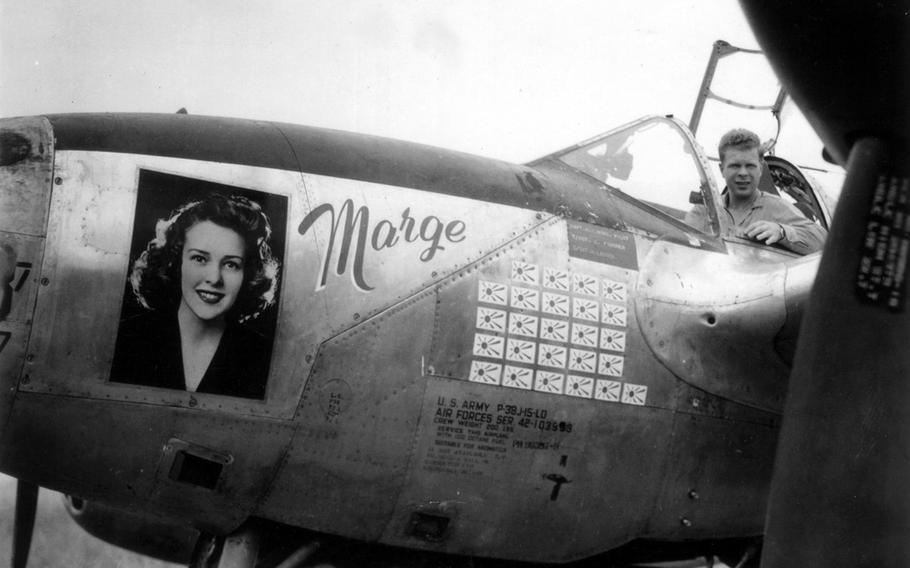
xmin=718 ymin=128 xmax=763 ymax=163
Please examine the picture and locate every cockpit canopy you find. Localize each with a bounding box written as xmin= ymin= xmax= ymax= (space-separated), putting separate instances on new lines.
xmin=557 ymin=117 xmax=712 ymax=235
xmin=542 ymin=115 xmax=830 ymax=246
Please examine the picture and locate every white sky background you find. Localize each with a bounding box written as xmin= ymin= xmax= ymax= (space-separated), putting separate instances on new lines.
xmin=0 ymin=0 xmax=840 ymax=183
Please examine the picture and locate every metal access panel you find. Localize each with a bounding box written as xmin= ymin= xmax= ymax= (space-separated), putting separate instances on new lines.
xmin=381 ymin=218 xmax=680 ymax=562
xmin=258 ymin=180 xmax=546 ymax=536
xmin=0 ymin=116 xmax=54 ymax=433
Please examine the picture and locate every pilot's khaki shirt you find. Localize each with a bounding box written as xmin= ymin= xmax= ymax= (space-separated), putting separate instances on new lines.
xmin=687 ymin=190 xmax=827 ymax=255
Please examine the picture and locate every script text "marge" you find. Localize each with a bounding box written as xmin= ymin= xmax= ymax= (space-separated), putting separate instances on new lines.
xmin=298 ymin=199 xmax=466 ymax=291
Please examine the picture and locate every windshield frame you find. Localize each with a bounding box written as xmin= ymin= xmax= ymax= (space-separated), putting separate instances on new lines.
xmin=530 ymin=115 xmax=722 ymax=240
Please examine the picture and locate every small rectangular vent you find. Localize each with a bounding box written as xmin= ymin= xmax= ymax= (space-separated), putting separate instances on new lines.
xmin=169 ymin=450 xmax=223 ymax=489
xmin=408 ymin=512 xmax=450 ymax=541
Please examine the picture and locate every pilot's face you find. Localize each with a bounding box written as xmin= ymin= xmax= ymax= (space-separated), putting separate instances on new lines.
xmin=721 ymin=146 xmax=763 ymax=202
xmin=180 ymin=221 xmax=246 ymax=322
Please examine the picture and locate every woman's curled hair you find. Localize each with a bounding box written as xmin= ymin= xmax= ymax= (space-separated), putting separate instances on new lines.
xmin=130 ymin=193 xmax=280 ymax=322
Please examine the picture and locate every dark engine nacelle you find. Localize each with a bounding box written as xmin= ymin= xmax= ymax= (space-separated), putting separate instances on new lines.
xmin=63 ymin=494 xmax=198 ymax=564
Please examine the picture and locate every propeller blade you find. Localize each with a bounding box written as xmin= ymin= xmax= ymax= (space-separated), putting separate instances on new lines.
xmin=12 ymin=481 xmax=38 ymax=568
xmin=740 ymin=1 xmax=910 ymax=564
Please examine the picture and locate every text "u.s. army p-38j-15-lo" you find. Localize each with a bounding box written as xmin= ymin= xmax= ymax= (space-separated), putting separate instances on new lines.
xmin=1 ymin=3 xmax=907 ymax=567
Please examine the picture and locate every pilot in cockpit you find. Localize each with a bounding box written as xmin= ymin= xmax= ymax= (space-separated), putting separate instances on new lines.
xmin=686 ymin=128 xmax=827 ymax=255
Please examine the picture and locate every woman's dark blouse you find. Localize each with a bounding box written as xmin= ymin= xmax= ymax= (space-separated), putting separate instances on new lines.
xmin=110 ymin=311 xmax=271 ymax=399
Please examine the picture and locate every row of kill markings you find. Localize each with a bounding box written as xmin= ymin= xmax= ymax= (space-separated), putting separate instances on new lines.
xmin=468 ymin=262 xmax=647 ymax=406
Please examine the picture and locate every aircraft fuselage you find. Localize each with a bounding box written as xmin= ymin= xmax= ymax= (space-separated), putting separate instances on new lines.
xmin=0 ymin=112 xmax=826 ymax=563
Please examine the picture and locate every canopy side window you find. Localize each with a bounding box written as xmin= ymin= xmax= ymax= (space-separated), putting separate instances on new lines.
xmin=760 ymin=156 xmax=830 ymax=230
xmin=556 ymin=117 xmax=718 ymax=237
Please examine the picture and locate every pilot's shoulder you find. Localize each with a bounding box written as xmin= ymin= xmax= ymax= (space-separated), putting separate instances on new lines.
xmin=759 ymin=191 xmax=806 ymax=215
xmin=758 ymin=191 xmax=788 ymax=204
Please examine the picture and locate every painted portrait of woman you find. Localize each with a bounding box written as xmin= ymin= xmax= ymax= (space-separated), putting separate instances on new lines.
xmin=110 ymin=191 xmax=281 ymax=399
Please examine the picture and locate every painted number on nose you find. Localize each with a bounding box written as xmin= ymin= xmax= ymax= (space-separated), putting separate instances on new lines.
xmin=14 ymin=262 xmax=32 ymax=291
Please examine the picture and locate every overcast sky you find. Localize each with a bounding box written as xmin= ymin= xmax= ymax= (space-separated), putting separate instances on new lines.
xmin=0 ymin=0 xmax=838 ymax=179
